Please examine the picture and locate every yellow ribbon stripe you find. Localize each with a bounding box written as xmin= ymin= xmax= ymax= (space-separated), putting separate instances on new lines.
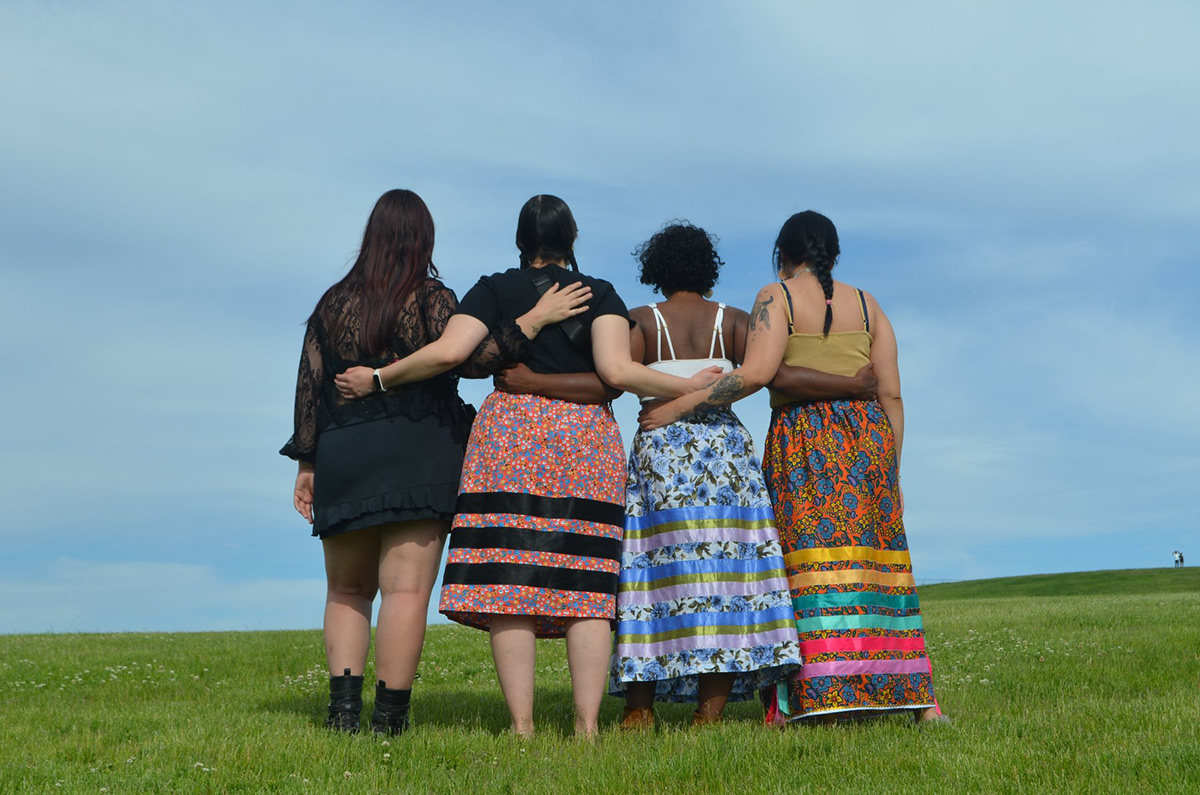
xmin=784 ymin=545 xmax=912 ymax=570
xmin=787 ymin=568 xmax=915 ymax=589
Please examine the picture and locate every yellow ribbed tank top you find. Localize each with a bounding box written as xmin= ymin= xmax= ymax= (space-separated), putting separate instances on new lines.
xmin=767 ymin=283 xmax=873 ymax=409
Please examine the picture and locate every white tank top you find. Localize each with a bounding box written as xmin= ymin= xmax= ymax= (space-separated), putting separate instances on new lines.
xmin=642 ymin=302 xmax=735 ymax=402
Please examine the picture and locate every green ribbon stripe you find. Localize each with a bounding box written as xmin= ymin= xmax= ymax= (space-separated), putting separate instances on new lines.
xmin=799 ymin=591 xmax=922 ymax=611
xmin=794 ymin=613 xmax=925 ymax=633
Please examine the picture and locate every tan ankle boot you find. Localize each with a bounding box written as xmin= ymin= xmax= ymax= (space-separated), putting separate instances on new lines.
xmin=619 ymin=706 xmax=654 ymax=730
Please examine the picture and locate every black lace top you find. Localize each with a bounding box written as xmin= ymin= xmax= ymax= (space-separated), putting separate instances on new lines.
xmin=280 ymin=277 xmax=525 ymax=463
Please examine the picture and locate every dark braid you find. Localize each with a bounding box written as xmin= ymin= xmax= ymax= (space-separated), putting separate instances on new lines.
xmin=772 ymin=210 xmax=841 ymax=338
xmin=515 ymin=194 xmax=579 ymax=271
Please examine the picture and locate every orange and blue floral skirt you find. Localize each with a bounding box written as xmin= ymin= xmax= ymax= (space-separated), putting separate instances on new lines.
xmin=761 ymin=399 xmax=938 ymax=721
xmin=439 ymin=391 xmax=626 ymax=638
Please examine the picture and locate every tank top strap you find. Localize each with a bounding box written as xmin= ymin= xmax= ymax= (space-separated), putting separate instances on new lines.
xmin=778 ymin=282 xmax=795 ymax=333
xmin=855 ymin=288 xmax=870 ymax=332
xmin=708 ymin=303 xmax=727 ymax=359
xmin=648 ymin=303 xmax=677 ymax=361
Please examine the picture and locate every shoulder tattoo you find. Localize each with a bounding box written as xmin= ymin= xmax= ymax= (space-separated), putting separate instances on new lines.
xmin=749 ymin=294 xmax=774 ymax=331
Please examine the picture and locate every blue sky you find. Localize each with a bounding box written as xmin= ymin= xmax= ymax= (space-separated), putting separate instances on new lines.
xmin=1 ymin=1 xmax=1196 ymax=633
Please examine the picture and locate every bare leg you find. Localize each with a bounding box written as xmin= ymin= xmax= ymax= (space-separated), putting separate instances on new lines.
xmin=694 ymin=672 xmax=735 ymax=723
xmin=322 ymin=528 xmax=382 ymax=676
xmin=490 ymin=615 xmax=537 ymax=736
xmin=914 ymin=706 xmax=942 ymax=724
xmin=624 ymin=681 xmax=655 ymax=710
xmin=373 ymin=519 xmax=448 ymax=687
xmin=564 ymin=617 xmax=612 ymax=738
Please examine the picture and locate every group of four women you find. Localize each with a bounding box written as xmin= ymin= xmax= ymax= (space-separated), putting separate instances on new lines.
xmin=281 ymin=191 xmax=941 ymax=737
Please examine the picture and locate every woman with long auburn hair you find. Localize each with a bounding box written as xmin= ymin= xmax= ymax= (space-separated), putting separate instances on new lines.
xmin=336 ymin=195 xmax=720 ymax=738
xmin=281 ymin=189 xmax=585 ymax=734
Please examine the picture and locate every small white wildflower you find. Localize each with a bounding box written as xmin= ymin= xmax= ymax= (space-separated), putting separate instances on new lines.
xmin=344 ymin=771 xmax=353 ymax=778
xmin=383 ymin=753 xmax=391 ymax=760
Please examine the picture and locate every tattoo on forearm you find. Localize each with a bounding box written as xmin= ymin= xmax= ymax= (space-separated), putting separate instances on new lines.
xmin=749 ymin=295 xmax=773 ymax=331
xmin=694 ymin=374 xmax=746 ymax=412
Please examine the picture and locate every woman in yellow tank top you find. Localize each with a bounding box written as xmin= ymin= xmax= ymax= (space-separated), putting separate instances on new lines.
xmin=640 ymin=211 xmax=943 ymax=725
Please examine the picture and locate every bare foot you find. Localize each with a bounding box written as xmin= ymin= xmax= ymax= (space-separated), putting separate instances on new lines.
xmin=914 ymin=707 xmax=949 ymax=726
xmin=509 ymin=717 xmax=535 ymax=739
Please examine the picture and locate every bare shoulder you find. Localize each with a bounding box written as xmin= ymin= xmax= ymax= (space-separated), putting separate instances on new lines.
xmin=858 ymin=288 xmax=886 ymax=316
xmin=628 ymin=304 xmax=655 ymax=327
xmin=722 ymin=303 xmax=750 ymax=321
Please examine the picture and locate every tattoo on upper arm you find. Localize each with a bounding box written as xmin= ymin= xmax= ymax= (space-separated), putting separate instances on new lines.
xmin=694 ymin=374 xmax=746 ymax=412
xmin=749 ymin=295 xmax=773 ymax=331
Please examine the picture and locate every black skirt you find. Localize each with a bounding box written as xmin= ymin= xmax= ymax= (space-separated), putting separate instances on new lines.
xmin=312 ymin=413 xmax=466 ymax=539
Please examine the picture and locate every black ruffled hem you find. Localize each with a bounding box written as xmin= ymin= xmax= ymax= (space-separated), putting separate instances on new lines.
xmin=312 ymin=481 xmax=460 ymax=539
xmin=278 ymin=439 xmax=315 ymax=463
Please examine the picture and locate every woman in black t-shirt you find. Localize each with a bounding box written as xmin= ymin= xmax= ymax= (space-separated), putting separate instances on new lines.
xmin=281 ymin=190 xmax=582 ymax=735
xmin=335 ymin=195 xmax=719 ymax=738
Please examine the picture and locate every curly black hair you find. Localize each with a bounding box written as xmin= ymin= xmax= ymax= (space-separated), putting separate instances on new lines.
xmin=634 ymin=222 xmax=724 ymax=296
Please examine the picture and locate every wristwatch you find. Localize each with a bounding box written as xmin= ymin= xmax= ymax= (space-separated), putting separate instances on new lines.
xmin=372 ymin=369 xmax=386 ymax=392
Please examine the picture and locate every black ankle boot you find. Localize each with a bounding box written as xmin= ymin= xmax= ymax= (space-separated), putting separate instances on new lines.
xmin=326 ymin=668 xmax=364 ymax=732
xmin=371 ymin=680 xmax=411 ymax=735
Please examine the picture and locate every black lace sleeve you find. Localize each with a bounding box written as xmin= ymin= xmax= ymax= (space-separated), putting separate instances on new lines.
xmin=420 ymin=281 xmax=529 ymax=378
xmin=279 ymin=319 xmax=322 ymax=462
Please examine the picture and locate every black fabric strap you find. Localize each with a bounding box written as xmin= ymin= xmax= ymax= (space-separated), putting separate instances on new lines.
xmin=456 ymin=491 xmax=625 ymax=528
xmin=856 ymin=288 xmax=870 ymax=332
xmin=779 ymin=281 xmax=796 ymax=334
xmin=530 ymin=270 xmax=588 ymax=351
xmin=449 ymin=526 xmax=622 ymax=561
xmin=442 ymin=561 xmax=619 ymax=596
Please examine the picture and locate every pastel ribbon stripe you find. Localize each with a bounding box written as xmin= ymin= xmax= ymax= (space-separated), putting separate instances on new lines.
xmin=801 ymin=657 xmax=932 ymax=678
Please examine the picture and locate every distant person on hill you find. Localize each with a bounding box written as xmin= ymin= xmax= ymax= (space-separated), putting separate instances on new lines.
xmin=640 ymin=210 xmax=944 ymax=725
xmin=1175 ymin=550 xmax=1184 ymax=568
xmin=334 ymin=195 xmax=721 ymax=738
xmin=281 ymin=189 xmax=584 ymax=734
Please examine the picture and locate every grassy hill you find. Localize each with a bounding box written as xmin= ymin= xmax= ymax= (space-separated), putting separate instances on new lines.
xmin=2 ymin=569 xmax=1197 ymax=793
xmin=921 ymin=566 xmax=1199 ymax=600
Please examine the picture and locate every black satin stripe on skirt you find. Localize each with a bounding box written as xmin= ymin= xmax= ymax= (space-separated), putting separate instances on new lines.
xmin=454 ymin=491 xmax=625 ymax=528
xmin=449 ymin=526 xmax=622 ymax=561
xmin=441 ymin=562 xmax=620 ymax=595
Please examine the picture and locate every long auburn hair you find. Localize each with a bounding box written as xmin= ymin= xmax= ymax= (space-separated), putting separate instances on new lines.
xmin=314 ymin=189 xmax=437 ymax=355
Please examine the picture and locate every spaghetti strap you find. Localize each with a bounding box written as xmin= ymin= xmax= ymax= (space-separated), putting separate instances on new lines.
xmin=855 ymin=289 xmax=870 ymax=332
xmin=778 ymin=282 xmax=795 ymax=334
xmin=648 ymin=303 xmax=677 ymax=361
xmin=709 ymin=303 xmax=727 ymax=359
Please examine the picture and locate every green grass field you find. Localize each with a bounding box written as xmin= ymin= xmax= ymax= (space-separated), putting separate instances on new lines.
xmin=2 ymin=568 xmax=1197 ymax=793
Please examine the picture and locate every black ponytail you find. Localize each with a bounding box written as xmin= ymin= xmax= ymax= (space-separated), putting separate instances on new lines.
xmin=772 ymin=210 xmax=841 ymax=338
xmin=516 ymin=194 xmax=579 ymax=271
